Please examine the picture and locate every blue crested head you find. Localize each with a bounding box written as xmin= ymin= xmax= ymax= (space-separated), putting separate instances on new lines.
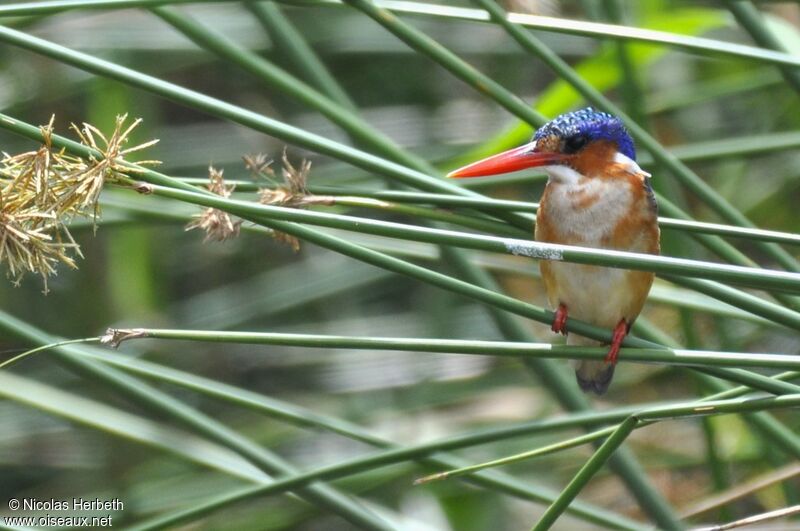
xmin=534 ymin=107 xmax=636 ymax=161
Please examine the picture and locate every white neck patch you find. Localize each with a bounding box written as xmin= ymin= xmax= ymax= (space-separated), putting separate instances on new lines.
xmin=613 ymin=152 xmax=651 ymax=178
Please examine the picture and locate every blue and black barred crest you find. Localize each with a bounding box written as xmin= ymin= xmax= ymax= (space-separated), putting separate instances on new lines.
xmin=534 ymin=107 xmax=636 ymax=160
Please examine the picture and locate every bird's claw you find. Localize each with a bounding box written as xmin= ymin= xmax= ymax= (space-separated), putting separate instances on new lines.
xmin=605 ymin=319 xmax=629 ymax=365
xmin=551 ymin=304 xmax=568 ymax=335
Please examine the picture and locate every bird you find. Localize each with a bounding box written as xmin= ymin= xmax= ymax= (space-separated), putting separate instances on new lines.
xmin=447 ymin=108 xmax=659 ymax=394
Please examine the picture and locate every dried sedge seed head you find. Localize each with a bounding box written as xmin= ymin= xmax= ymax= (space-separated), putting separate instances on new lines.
xmin=0 ymin=114 xmax=159 ymax=292
xmin=0 ymin=191 xmax=81 ymax=294
xmin=281 ymin=150 xmax=310 ymax=196
xmin=243 ymin=153 xmax=274 ymax=178
xmin=69 ymin=114 xmax=160 ymax=220
xmin=257 ymin=149 xmax=312 ymax=207
xmin=251 ymin=150 xmax=313 ymax=252
xmin=0 ymin=116 xmax=84 ymax=217
xmin=185 ymin=166 xmax=242 ymax=243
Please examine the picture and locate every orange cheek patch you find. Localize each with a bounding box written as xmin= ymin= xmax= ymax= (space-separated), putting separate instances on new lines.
xmin=568 ymin=140 xmax=618 ymax=178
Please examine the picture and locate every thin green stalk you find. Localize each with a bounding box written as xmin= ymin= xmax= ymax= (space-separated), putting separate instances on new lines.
xmin=655 ymin=195 xmax=758 ymax=272
xmin=88 ymin=343 xmax=799 ymax=527
xmin=330 ymin=195 xmax=526 ymax=237
xmin=576 ymin=317 xmax=800 ymax=461
xmin=94 ymin=194 xmax=791 ymax=328
xmin=0 ymin=23 xmax=538 ymax=234
xmin=0 ymin=110 xmax=762 ymax=526
xmin=3 ymin=0 xmax=800 ymax=70
xmin=0 ymin=0 xmax=219 ymax=16
xmin=726 ymin=0 xmax=800 ymax=93
xmin=638 ymin=130 xmax=800 ymax=165
xmin=0 ymin=26 xmax=452 ymax=194
xmin=414 ymin=378 xmax=800 ymax=485
xmin=431 ymin=392 xmax=800 ymax=529
xmin=699 ymin=374 xmax=800 ymax=458
xmin=368 ymin=0 xmax=800 ymax=67
xmin=105 ymin=328 xmax=800 ymax=370
xmin=704 ymin=372 xmax=800 ymax=401
xmin=0 ymin=18 xmax=782 ymax=318
xmin=416 ymin=426 xmax=618 ymax=485
xmin=662 ymin=275 xmax=800 ymax=331
xmin=0 ymin=110 xmax=794 ymax=399
xmin=532 ymin=418 xmax=640 ymax=531
xmin=86 ymin=348 xmax=645 ymax=530
xmin=602 ymin=0 xmax=648 ymax=127
xmin=341 ymin=0 xmax=546 ymax=127
xmin=655 ymin=218 xmax=800 ymax=247
xmin=1 ymin=4 xmax=792 ymax=528
xmin=475 ymin=0 xmax=800 ymax=276
xmin=221 ymin=183 xmax=800 ymax=248
xmin=126 ymin=393 xmax=800 ymax=531
xmin=150 ymin=6 xmax=435 ymax=173
xmin=268 ymin=0 xmax=800 ymax=68
xmin=0 ymin=83 xmax=673 ymax=527
xmin=330 ymin=0 xmax=794 ymax=313
xmin=244 ymin=1 xmax=357 ymax=110
xmin=438 ymin=246 xmax=682 ymax=530
xmin=697 ymin=367 xmax=800 ymax=395
xmin=94 ymin=345 xmax=652 ymax=450
xmin=129 ymin=8 xmax=689 ymax=521
xmin=0 ymin=311 xmax=395 ymax=531
xmin=110 ymin=184 xmax=800 ymax=328
xmin=643 ymin=392 xmax=800 ymax=418
xmin=699 ymin=412 xmax=732 ymax=522
xmin=0 ymin=371 xmax=273 ymax=483
xmin=196 ymin=181 xmax=800 ymax=246
xmin=135 ymin=182 xmax=800 ymax=295
xmin=0 ymin=337 xmax=101 ymax=369
xmin=89 ymin=344 xmax=800 ymax=486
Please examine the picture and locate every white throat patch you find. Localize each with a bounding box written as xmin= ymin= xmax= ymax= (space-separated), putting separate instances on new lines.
xmin=543 ymin=151 xmax=649 ymax=185
xmin=542 ymin=164 xmax=584 ymax=185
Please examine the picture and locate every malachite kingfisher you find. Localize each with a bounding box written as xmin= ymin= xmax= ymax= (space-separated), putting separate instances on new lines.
xmin=448 ymin=108 xmax=660 ymax=394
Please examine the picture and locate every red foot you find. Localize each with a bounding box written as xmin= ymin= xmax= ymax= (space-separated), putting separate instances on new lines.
xmin=605 ymin=319 xmax=629 ymax=365
xmin=551 ymin=304 xmax=568 ymax=335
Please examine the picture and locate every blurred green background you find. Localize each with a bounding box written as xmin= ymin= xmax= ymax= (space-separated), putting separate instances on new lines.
xmin=1 ymin=1 xmax=799 ymax=530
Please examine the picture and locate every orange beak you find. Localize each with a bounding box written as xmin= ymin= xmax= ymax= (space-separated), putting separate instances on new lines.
xmin=447 ymin=142 xmax=566 ymax=178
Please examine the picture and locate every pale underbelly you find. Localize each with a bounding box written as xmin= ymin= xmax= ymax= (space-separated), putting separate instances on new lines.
xmin=542 ymin=261 xmax=650 ymax=329
xmin=535 ymin=176 xmax=658 ymax=329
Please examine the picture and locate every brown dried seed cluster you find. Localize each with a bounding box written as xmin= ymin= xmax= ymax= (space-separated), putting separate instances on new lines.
xmin=185 ymin=166 xmax=242 ymax=243
xmin=207 ymin=150 xmax=324 ymax=252
xmin=0 ymin=115 xmax=159 ymax=292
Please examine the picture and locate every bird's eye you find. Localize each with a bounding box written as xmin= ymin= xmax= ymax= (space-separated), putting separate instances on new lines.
xmin=563 ymin=134 xmax=588 ymax=154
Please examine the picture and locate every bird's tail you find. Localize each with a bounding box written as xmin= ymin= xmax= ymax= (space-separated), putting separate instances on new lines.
xmin=569 ymin=334 xmax=615 ymax=395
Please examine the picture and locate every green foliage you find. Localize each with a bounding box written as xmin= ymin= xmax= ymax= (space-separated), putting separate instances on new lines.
xmin=0 ymin=1 xmax=799 ymax=530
